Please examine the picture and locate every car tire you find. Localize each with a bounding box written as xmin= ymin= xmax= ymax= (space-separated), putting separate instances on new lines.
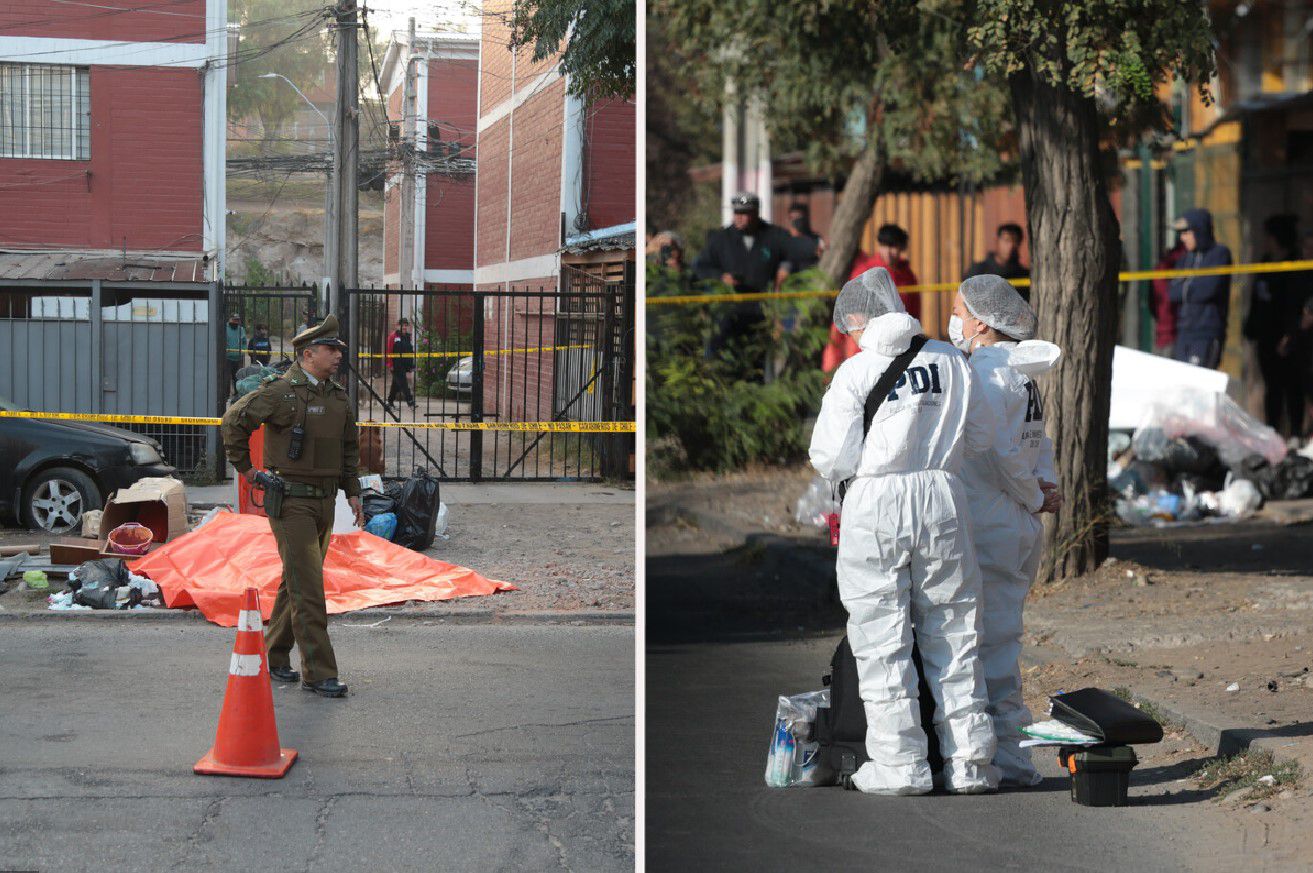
xmin=21 ymin=467 xmax=102 ymax=535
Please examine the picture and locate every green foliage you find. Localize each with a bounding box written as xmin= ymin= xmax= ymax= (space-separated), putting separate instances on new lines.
xmin=412 ymin=323 xmax=473 ymax=397
xmin=963 ymin=0 xmax=1216 ymax=118
xmin=242 ymin=255 xmax=279 ymax=288
xmin=510 ymin=0 xmax=635 ymax=99
xmin=646 ymin=265 xmax=833 ymax=474
xmin=227 ymin=0 xmax=330 ymax=134
xmin=653 ymin=0 xmax=1009 ymax=183
xmin=647 ymin=12 xmax=722 ymax=233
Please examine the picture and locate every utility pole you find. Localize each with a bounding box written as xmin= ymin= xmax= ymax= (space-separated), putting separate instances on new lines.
xmin=331 ymin=0 xmax=360 ymax=402
xmin=398 ymin=17 xmax=418 ymax=291
xmin=331 ymin=0 xmax=360 ymax=314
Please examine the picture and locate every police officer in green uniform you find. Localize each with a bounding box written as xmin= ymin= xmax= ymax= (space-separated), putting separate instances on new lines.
xmin=221 ymin=314 xmax=363 ymax=698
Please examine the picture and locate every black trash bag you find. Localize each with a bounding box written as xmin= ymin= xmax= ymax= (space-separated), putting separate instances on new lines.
xmin=71 ymin=558 xmax=127 ymax=592
xmin=1269 ymin=453 xmax=1313 ymax=501
xmin=392 ymin=468 xmax=441 ymax=551
xmin=1160 ymin=436 xmax=1222 ymax=477
xmin=359 ymin=488 xmax=396 ymax=522
xmin=1230 ymin=454 xmax=1275 ymax=498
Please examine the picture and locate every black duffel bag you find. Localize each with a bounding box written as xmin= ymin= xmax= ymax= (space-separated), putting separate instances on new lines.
xmin=811 ymin=634 xmax=942 ymax=788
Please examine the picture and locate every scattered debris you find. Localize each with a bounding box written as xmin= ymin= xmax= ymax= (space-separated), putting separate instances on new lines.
xmin=1227 ymin=682 xmax=1241 ymax=692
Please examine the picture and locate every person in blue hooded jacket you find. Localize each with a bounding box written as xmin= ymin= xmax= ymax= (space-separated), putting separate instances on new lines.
xmin=1169 ymin=208 xmax=1232 ymax=369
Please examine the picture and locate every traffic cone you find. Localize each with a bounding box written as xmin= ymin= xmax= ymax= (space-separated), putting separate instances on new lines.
xmin=194 ymin=587 xmax=297 ymax=778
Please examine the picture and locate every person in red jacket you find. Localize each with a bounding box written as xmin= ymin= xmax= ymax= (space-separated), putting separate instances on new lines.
xmin=822 ymin=224 xmax=920 ymax=372
xmin=384 ymin=317 xmax=417 ymax=410
xmin=1151 ymin=237 xmax=1184 ymax=355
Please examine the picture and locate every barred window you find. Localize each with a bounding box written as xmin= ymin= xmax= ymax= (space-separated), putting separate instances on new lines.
xmin=0 ymin=63 xmax=91 ymax=161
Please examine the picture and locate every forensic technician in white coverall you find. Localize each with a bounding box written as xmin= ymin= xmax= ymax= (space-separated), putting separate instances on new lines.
xmin=950 ymin=274 xmax=1064 ymax=787
xmin=809 ymin=267 xmax=998 ymax=795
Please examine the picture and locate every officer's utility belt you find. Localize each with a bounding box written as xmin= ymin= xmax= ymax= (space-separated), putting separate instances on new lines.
xmin=274 ymin=479 xmax=331 ymax=499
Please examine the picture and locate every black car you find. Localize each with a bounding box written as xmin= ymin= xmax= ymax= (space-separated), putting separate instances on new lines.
xmin=0 ymin=398 xmax=177 ymax=534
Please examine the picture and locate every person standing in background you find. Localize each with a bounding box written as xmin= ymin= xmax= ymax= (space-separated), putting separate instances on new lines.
xmin=963 ymin=223 xmax=1031 ymax=302
xmin=249 ymin=323 xmax=273 ymax=367
xmin=784 ymin=202 xmax=825 ymax=274
xmin=1246 ymin=215 xmax=1307 ymax=436
xmin=1151 ymin=235 xmax=1185 ymax=356
xmin=225 ymin=313 xmax=247 ymax=399
xmin=824 ymin=225 xmax=920 ymax=372
xmin=385 ymin=317 xmax=418 ymax=411
xmin=1169 ymin=208 xmax=1232 ymax=370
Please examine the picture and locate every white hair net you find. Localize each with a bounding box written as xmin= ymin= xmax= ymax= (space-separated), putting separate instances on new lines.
xmin=832 ymin=267 xmax=906 ymax=334
xmin=960 ymin=274 xmax=1037 ymax=340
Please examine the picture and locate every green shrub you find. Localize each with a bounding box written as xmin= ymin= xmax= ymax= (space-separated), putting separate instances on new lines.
xmin=646 ymin=264 xmax=834 ymax=475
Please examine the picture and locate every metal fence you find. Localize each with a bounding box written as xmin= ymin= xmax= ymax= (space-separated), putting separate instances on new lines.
xmin=223 ymin=273 xmax=634 ymax=482
xmin=339 ymin=269 xmax=634 ymax=482
xmin=0 ymin=279 xmax=221 ymax=474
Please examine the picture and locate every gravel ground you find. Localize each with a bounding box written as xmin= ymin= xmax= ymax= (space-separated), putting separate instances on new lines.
xmin=0 ymin=493 xmax=634 ymax=616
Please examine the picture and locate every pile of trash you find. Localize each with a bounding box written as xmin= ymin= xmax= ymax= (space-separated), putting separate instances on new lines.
xmin=359 ymin=468 xmax=448 ymax=550
xmin=1109 ymin=385 xmax=1308 ymax=526
xmin=47 ymin=558 xmax=162 ymax=611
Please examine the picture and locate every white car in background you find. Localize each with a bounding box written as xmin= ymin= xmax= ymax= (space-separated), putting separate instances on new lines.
xmin=446 ymin=356 xmax=473 ymax=396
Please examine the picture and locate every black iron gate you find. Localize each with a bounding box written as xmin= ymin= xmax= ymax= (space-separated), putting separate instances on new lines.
xmin=224 ymin=272 xmax=634 ymax=483
xmin=344 ymin=268 xmax=634 ymax=482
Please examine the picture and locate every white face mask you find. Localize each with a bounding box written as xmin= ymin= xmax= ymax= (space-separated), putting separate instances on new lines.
xmin=948 ymin=314 xmax=975 ymax=352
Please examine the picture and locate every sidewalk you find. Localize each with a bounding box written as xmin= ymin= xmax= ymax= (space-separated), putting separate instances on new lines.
xmin=0 ymin=477 xmax=635 ymax=619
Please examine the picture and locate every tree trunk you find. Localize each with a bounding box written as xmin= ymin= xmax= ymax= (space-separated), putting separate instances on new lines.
xmin=818 ymin=134 xmax=883 ymax=288
xmin=1009 ymin=63 xmax=1121 ymax=582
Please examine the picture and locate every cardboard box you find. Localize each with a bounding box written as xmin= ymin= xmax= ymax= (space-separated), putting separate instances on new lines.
xmin=98 ymin=477 xmax=188 ymax=554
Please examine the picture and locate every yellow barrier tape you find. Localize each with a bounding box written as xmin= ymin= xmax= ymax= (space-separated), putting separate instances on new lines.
xmin=356 ymin=343 xmax=596 ymax=360
xmin=224 ymin=344 xmax=596 ymax=359
xmin=0 ymin=410 xmax=634 ymax=433
xmin=357 ymin=420 xmax=635 ymax=432
xmin=647 ymin=258 xmax=1313 ymax=306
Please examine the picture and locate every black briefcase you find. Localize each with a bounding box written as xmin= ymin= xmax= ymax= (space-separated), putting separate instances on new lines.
xmin=1050 ymin=688 xmax=1164 ymax=745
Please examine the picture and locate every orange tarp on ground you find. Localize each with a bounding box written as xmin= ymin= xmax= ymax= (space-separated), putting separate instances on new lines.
xmin=129 ymin=511 xmax=515 ymax=627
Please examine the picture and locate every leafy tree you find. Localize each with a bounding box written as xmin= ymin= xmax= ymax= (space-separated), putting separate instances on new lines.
xmin=962 ymin=0 xmax=1215 ymax=580
xmin=227 ymin=0 xmax=330 ymax=137
xmin=647 ymin=265 xmax=831 ymax=473
xmin=509 ymin=0 xmax=635 ymax=99
xmin=653 ymin=0 xmax=1009 ymax=286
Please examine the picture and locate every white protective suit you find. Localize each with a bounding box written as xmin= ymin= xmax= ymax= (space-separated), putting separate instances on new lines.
xmin=960 ymin=340 xmax=1061 ymax=786
xmin=809 ymin=312 xmax=999 ymax=795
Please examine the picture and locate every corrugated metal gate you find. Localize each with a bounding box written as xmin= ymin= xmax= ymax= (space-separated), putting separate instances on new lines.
xmin=0 ymin=279 xmax=221 ymax=473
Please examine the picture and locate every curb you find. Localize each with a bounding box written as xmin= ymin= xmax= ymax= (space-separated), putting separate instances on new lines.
xmin=0 ymin=606 xmax=633 ymax=626
xmin=1022 ymin=644 xmax=1310 ymax=773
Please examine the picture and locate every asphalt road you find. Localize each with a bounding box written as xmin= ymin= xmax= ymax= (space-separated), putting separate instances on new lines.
xmin=0 ymin=622 xmax=633 ymax=872
xmin=644 ymin=539 xmax=1274 ymax=873
xmin=647 ymin=636 xmax=1266 ymax=873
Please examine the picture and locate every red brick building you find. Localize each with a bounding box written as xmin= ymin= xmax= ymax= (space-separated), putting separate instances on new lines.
xmin=474 ymin=1 xmax=635 ymax=420
xmin=379 ymin=30 xmax=479 ymax=292
xmin=0 ymin=0 xmax=228 ymax=280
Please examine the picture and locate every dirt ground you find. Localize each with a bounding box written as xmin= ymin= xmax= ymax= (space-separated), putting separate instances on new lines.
xmin=647 ymin=465 xmax=1313 ymax=868
xmin=0 ymin=498 xmax=634 ymax=616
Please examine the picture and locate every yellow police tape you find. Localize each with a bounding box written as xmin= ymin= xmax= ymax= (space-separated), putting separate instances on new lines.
xmin=0 ymin=410 xmax=635 ymax=433
xmin=646 ymin=258 xmax=1313 ymax=306
xmin=224 ymin=343 xmax=596 ymax=358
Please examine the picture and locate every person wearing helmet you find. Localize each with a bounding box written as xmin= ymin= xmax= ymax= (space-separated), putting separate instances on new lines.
xmin=950 ymin=274 xmax=1064 ymax=785
xmin=809 ymin=267 xmax=999 ymax=796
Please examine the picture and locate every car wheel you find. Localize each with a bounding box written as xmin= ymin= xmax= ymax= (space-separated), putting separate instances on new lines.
xmin=21 ymin=467 xmax=102 ymax=535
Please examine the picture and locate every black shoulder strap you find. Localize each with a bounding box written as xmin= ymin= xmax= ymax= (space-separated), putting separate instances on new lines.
xmin=862 ymin=335 xmax=928 ymax=436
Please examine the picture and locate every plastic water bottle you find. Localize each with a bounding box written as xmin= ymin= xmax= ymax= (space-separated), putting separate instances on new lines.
xmin=767 ymin=718 xmax=796 ymax=787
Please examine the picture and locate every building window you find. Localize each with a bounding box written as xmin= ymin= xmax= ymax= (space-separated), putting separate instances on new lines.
xmin=0 ymin=63 xmax=91 ymax=161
